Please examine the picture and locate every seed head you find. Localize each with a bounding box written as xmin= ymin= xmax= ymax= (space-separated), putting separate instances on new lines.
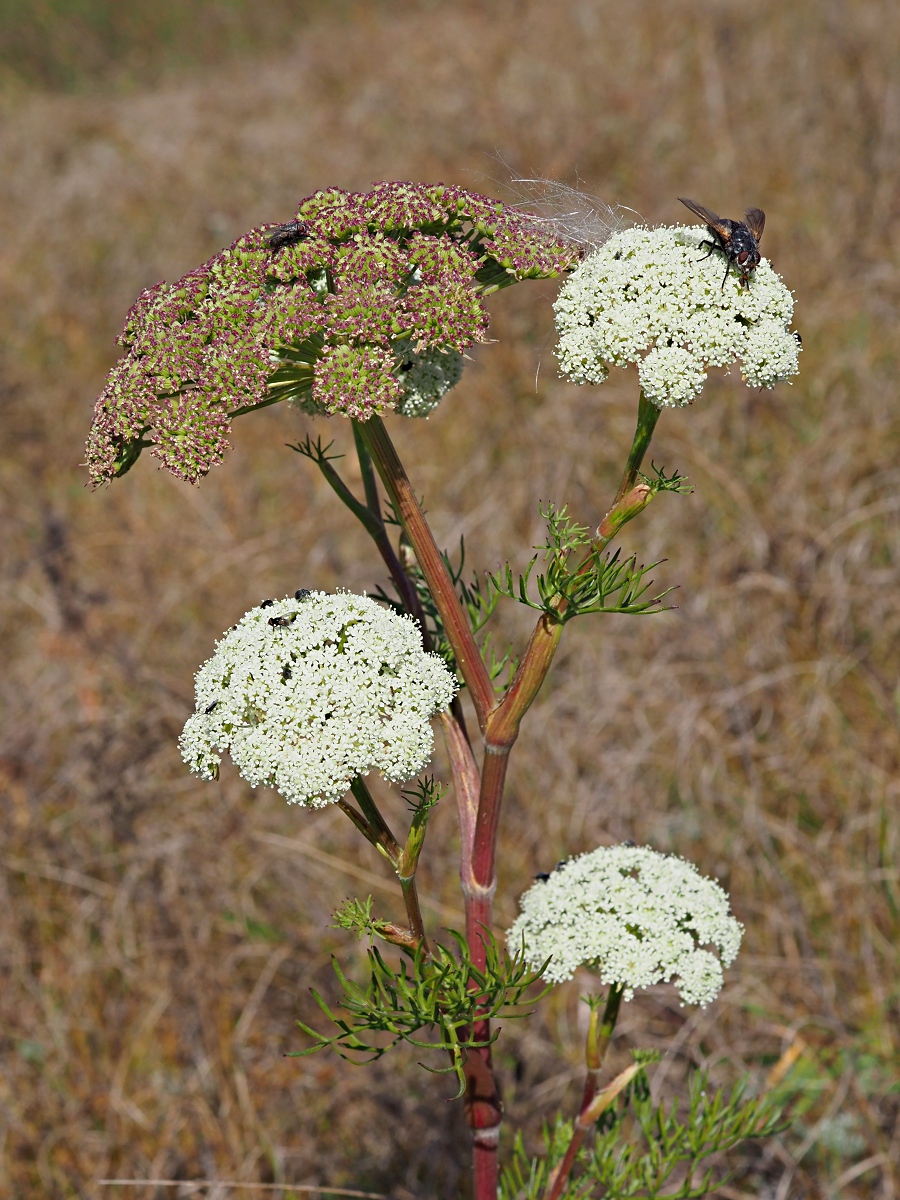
xmin=88 ymin=182 xmax=578 ymax=486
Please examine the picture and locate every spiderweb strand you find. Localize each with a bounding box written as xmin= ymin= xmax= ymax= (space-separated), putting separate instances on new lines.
xmin=491 ymin=158 xmax=640 ymax=250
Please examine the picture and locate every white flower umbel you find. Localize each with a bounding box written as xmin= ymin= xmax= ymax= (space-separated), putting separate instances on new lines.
xmin=180 ymin=592 xmax=457 ymax=806
xmin=554 ymin=225 xmax=800 ymax=407
xmin=394 ymin=341 xmax=464 ymax=418
xmin=508 ymin=844 xmax=743 ymax=1006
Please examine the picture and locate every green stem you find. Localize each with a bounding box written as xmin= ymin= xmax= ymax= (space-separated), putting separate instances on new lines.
xmin=301 ymin=434 xmax=429 ymax=643
xmin=584 ymin=983 xmax=624 ymax=1091
xmin=484 ymin=612 xmax=565 ymax=750
xmin=339 ymin=783 xmax=429 ymax=954
xmin=595 ymin=482 xmax=654 ymax=544
xmin=617 ymin=391 xmax=662 ymax=504
xmin=228 ymin=392 xmax=286 ymax=420
xmin=397 ymin=797 xmax=434 ymax=881
xmin=298 ymin=442 xmax=382 ymax=539
xmin=353 ymin=422 xmax=382 ymax=517
xmin=398 ymin=875 xmax=427 ymax=949
xmin=595 ymin=391 xmax=661 ymax=549
xmin=348 ymin=777 xmax=402 ymax=863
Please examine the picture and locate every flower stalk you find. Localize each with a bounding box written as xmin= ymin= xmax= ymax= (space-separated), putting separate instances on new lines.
xmin=595 ymin=391 xmax=661 ymax=550
xmin=340 ymin=778 xmax=431 ymax=953
xmin=585 ymin=984 xmax=624 ymax=1088
xmin=539 ymin=986 xmax=627 ymax=1200
xmin=358 ymin=400 xmax=667 ymax=1200
xmin=294 ymin=432 xmax=430 ymax=642
xmin=356 ymin=415 xmax=496 ymax=730
xmin=543 ymin=1057 xmax=642 ymax=1200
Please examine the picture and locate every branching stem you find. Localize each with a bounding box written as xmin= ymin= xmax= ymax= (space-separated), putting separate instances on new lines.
xmin=543 ymin=984 xmax=625 ymax=1200
xmin=302 ymin=393 xmax=664 ymax=1200
xmin=340 ymin=780 xmax=429 ymax=954
xmin=356 ymin=416 xmax=496 ymax=730
xmin=584 ymin=983 xmax=624 ymax=1098
xmin=349 ymin=776 xmax=401 ymax=862
xmin=595 ymin=391 xmax=661 ymax=550
xmin=350 ymin=429 xmax=433 ymax=644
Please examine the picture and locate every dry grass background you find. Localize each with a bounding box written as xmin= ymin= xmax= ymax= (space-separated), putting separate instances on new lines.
xmin=1 ymin=0 xmax=899 ymax=1196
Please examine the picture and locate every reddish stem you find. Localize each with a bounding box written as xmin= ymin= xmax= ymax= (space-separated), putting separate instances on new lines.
xmin=543 ymin=985 xmax=624 ymax=1200
xmin=472 ymin=1124 xmax=501 ymax=1200
xmin=459 ymin=616 xmax=567 ymax=1199
xmin=468 ymin=751 xmax=507 ymax=958
xmin=438 ymin=710 xmax=479 ymax=885
xmin=349 ymin=398 xmax=662 ymax=1200
xmin=359 ymin=418 xmax=503 ymax=1195
xmin=469 ymin=613 xmax=565 ymax=957
xmin=351 ymin=426 xmax=436 ymax=650
xmin=356 ymin=417 xmax=496 ymax=730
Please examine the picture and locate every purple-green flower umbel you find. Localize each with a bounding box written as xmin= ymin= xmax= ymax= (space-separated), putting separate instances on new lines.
xmin=87 ymin=182 xmax=577 ymax=486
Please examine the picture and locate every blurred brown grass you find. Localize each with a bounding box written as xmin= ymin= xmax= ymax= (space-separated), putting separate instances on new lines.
xmin=1 ymin=0 xmax=899 ymax=1196
xmin=0 ymin=0 xmax=334 ymax=91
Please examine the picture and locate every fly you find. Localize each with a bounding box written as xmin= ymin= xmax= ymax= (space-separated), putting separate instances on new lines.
xmin=267 ymin=219 xmax=309 ymax=252
xmin=678 ymin=197 xmax=765 ymax=288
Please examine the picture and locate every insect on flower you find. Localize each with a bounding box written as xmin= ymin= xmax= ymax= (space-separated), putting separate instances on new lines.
xmin=678 ymin=198 xmax=765 ymax=288
xmin=267 ymin=219 xmax=309 ymax=252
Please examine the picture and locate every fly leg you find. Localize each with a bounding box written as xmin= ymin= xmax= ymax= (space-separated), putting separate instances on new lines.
xmin=697 ymin=238 xmax=717 ymax=262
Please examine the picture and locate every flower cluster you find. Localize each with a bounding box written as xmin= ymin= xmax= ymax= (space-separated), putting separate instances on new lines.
xmin=508 ymin=844 xmax=743 ymax=1006
xmin=394 ymin=341 xmax=465 ymax=418
xmin=554 ymin=224 xmax=800 ymax=407
xmin=179 ymin=591 xmax=457 ymax=806
xmin=87 ymin=182 xmax=577 ymax=486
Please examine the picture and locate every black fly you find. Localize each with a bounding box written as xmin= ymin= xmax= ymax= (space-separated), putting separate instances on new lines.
xmin=678 ymin=198 xmax=765 ymax=288
xmin=267 ymin=220 xmax=309 ymax=252
xmin=534 ymin=861 xmax=567 ymax=882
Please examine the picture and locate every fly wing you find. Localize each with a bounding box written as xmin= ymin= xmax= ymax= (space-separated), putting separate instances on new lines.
xmin=743 ymin=207 xmax=765 ymax=243
xmin=678 ymin=197 xmax=728 ymax=238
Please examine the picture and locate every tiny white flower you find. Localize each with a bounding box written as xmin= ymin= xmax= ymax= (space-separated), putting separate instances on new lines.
xmin=394 ymin=341 xmax=464 ymax=417
xmin=554 ymin=225 xmax=800 ymax=408
xmin=179 ymin=591 xmax=457 ymax=806
xmin=638 ymin=346 xmax=707 ymax=408
xmin=507 ymin=844 xmax=743 ymax=1006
